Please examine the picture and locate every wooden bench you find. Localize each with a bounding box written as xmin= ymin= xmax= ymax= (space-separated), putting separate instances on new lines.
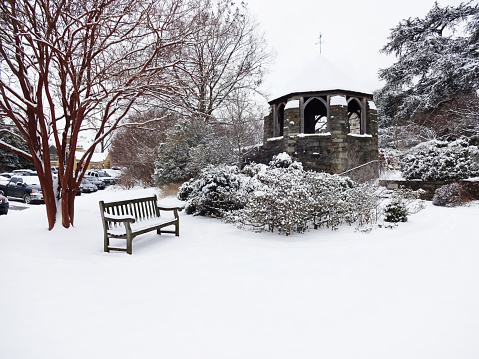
xmin=99 ymin=195 xmax=181 ymax=254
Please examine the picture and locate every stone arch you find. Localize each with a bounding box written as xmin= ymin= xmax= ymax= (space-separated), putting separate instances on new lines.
xmin=303 ymin=97 xmax=328 ymax=134
xmin=347 ymin=97 xmax=363 ymax=134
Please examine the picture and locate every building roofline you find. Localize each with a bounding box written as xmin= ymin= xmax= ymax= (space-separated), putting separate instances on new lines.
xmin=268 ymin=89 xmax=374 ymax=105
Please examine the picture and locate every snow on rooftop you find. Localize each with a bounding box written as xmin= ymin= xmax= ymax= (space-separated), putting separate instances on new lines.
xmin=269 ymin=55 xmax=372 ymax=102
xmin=75 ymin=151 xmax=108 ymax=162
xmin=91 ymin=152 xmax=108 ymax=163
xmin=285 ymin=100 xmax=299 ymax=109
xmin=330 ymin=95 xmax=347 ymax=106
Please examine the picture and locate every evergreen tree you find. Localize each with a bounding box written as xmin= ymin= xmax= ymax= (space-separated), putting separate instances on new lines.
xmin=153 ymin=119 xmax=236 ymax=186
xmin=376 ymin=1 xmax=479 ymax=127
xmin=0 ymin=118 xmax=31 ymax=171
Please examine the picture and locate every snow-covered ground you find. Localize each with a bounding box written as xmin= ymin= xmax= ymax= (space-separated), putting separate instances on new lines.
xmin=1 ymin=186 xmax=479 ymax=359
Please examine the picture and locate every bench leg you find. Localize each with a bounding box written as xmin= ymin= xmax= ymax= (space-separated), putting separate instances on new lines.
xmin=156 ymin=222 xmax=179 ymax=237
xmin=127 ymin=235 xmax=133 ymax=255
xmin=104 ymin=234 xmax=110 ymax=253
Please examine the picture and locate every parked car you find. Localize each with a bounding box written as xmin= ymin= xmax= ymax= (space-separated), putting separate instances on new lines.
xmin=103 ymin=168 xmax=122 ymax=179
xmin=0 ymin=176 xmax=43 ymax=204
xmin=12 ymin=169 xmax=37 ymax=176
xmin=84 ymin=175 xmax=105 ymax=190
xmin=0 ymin=190 xmax=9 ymax=215
xmin=0 ymin=172 xmax=13 ymax=179
xmin=79 ymin=178 xmax=98 ymax=193
xmin=85 ymin=170 xmax=116 ymax=185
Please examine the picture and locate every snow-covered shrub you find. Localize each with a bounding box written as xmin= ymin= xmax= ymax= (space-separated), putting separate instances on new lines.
xmin=304 ymin=172 xmax=357 ymax=230
xmin=432 ymin=182 xmax=473 ymax=207
xmin=241 ymin=162 xmax=267 ymax=177
xmin=179 ymin=154 xmax=422 ymax=235
xmin=401 ymin=138 xmax=479 ymax=181
xmin=384 ymin=199 xmax=408 ymax=222
xmin=344 ymin=183 xmax=384 ymax=228
xmin=226 ymin=155 xmax=381 ymax=234
xmin=382 ymin=187 xmax=425 ymax=222
xmin=268 ymin=152 xmax=303 ymax=170
xmin=177 ymin=165 xmax=251 ymax=217
xmin=229 ymin=165 xmax=311 ymax=235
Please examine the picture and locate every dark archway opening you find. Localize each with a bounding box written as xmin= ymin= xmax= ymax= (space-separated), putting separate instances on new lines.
xmin=277 ymin=104 xmax=285 ymax=136
xmin=304 ymin=98 xmax=328 ymax=134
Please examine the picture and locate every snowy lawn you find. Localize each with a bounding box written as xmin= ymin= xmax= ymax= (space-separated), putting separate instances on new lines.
xmin=1 ymin=186 xmax=479 ymax=359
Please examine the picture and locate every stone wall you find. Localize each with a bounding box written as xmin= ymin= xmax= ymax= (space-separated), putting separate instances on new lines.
xmin=248 ymin=101 xmax=378 ymax=177
xmin=379 ymin=179 xmax=479 ymax=200
xmin=244 ymin=132 xmax=378 ymax=176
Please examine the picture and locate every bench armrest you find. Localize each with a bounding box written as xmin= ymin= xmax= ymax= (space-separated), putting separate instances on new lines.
xmin=103 ymin=213 xmax=136 ymax=223
xmin=157 ymin=205 xmax=183 ymax=212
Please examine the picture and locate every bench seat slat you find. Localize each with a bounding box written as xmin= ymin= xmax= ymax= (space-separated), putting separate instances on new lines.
xmin=104 ymin=213 xmax=135 ymax=222
xmin=107 ymin=217 xmax=177 ymax=236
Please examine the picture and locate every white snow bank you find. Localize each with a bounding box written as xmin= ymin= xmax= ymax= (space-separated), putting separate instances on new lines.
xmin=1 ymin=187 xmax=479 ymax=359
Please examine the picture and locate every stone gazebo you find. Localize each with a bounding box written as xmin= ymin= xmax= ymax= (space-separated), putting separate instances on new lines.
xmin=245 ymin=56 xmax=378 ymax=175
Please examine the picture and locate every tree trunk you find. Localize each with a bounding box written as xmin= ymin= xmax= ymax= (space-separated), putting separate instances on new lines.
xmin=41 ymin=176 xmax=77 ymax=230
xmin=32 ymin=138 xmax=79 ymax=230
xmin=42 ymin=172 xmax=58 ymax=231
xmin=61 ymin=189 xmax=75 ymax=228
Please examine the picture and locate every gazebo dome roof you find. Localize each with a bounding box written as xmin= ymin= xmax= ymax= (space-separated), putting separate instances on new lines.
xmin=269 ymin=55 xmax=372 ymax=103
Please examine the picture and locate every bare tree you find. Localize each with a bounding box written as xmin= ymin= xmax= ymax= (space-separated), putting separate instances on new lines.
xmin=415 ymin=91 xmax=479 ymax=140
xmin=170 ymin=0 xmax=272 ymax=122
xmin=0 ymin=0 xmax=196 ymax=229
xmin=109 ymin=109 xmax=178 ymax=187
xmin=215 ymin=89 xmax=264 ymax=168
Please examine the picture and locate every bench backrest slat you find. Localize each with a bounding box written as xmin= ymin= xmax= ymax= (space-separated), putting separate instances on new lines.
xmin=139 ymin=201 xmax=145 ymax=220
xmin=145 ymin=201 xmax=151 ymax=219
xmin=147 ymin=200 xmax=154 ymax=219
xmin=100 ymin=195 xmax=159 ymax=226
xmin=133 ymin=201 xmax=139 ymax=220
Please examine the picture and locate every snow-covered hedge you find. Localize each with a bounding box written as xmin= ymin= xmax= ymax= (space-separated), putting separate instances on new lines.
xmin=178 ymin=153 xmax=384 ymax=235
xmin=432 ymin=182 xmax=474 ymax=207
xmin=177 ymin=165 xmax=252 ymax=217
xmin=401 ymin=138 xmax=479 ymax=181
xmin=384 ymin=199 xmax=408 ymax=222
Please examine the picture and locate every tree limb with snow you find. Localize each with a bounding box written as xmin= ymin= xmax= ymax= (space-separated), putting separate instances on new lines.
xmin=376 ymin=1 xmax=479 ymax=128
xmin=0 ymin=0 xmax=198 ymax=229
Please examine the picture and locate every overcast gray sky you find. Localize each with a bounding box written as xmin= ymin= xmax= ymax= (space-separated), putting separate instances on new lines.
xmin=247 ymin=0 xmax=468 ymax=97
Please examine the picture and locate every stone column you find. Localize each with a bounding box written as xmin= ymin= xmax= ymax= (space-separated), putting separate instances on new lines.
xmin=329 ymin=95 xmax=349 ymax=173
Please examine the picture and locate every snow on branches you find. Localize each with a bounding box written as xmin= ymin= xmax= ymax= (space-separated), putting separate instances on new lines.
xmin=401 ymin=138 xmax=479 ymax=181
xmin=178 ymin=153 xmax=423 ymax=235
xmin=376 ymin=1 xmax=479 ymax=125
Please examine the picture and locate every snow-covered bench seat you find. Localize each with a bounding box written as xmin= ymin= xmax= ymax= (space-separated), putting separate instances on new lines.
xmin=99 ymin=195 xmax=181 ymax=254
